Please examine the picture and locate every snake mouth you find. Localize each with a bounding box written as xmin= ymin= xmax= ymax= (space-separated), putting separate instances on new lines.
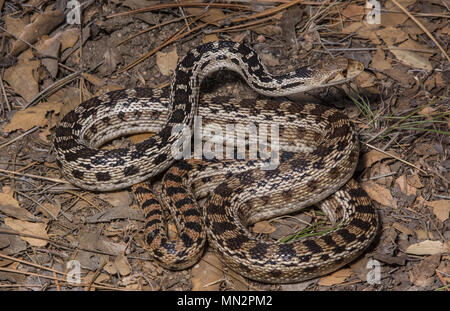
xmin=323 ymin=58 xmax=364 ymax=87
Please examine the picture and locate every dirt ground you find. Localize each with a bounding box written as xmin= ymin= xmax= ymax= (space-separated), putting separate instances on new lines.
xmin=0 ymin=1 xmax=448 ymax=291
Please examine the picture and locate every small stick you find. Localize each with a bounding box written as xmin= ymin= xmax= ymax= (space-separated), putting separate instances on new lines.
xmin=391 ymin=0 xmax=450 ymax=62
xmin=0 ymin=168 xmax=69 ymax=184
xmin=0 ymin=126 xmax=39 ymax=150
xmin=363 ymin=142 xmax=427 ymax=175
xmin=0 ymin=252 xmax=66 ymax=276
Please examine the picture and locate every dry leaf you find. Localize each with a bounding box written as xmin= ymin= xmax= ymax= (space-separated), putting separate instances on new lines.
xmin=361 ymin=149 xmax=392 ymax=168
xmin=114 ymin=253 xmax=131 ymax=276
xmin=3 ymin=50 xmax=39 ymax=103
xmin=407 ymin=172 xmax=423 ymax=189
xmin=318 ymin=268 xmax=353 ymax=286
xmin=41 ymin=40 xmax=60 ymax=78
xmin=0 ymin=193 xmax=39 ymax=222
xmin=388 ymin=47 xmax=432 ymax=71
xmin=4 ymin=217 xmax=48 ymax=247
xmin=253 ymin=221 xmax=276 ymax=234
xmin=395 ymin=175 xmax=416 ymax=196
xmin=11 ymin=9 xmax=65 ymax=56
xmin=370 ymin=47 xmax=391 ymax=71
xmin=2 ymin=101 xmax=62 ymax=133
xmin=191 ymin=251 xmax=223 ymax=291
xmin=410 ymin=254 xmax=441 ymax=287
xmin=406 ymin=240 xmax=449 ymax=255
xmin=415 ymin=229 xmax=434 ymax=240
xmin=392 ymin=222 xmax=414 ymax=236
xmin=426 ymin=200 xmax=449 ymax=222
xmin=156 ymin=48 xmax=178 ymax=76
xmin=361 ymin=180 xmax=397 ymax=208
xmin=341 ymin=4 xmax=365 ymax=20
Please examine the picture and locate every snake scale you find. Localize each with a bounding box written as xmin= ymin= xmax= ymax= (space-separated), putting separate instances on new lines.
xmin=54 ymin=41 xmax=378 ymax=283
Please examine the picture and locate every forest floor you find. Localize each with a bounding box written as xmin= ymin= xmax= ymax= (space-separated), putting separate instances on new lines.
xmin=0 ymin=0 xmax=448 ymax=291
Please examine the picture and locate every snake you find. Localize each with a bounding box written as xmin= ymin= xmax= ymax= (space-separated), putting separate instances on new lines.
xmin=54 ymin=40 xmax=379 ymax=283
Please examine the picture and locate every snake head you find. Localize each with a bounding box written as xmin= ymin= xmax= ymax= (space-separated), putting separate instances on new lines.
xmin=312 ymin=56 xmax=364 ymax=88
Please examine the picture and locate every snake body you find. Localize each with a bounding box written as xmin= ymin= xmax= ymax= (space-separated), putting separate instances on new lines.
xmin=54 ymin=41 xmax=378 ymax=283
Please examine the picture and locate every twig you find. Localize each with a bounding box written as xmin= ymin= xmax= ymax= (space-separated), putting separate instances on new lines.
xmin=362 ymin=142 xmax=428 ymax=175
xmin=391 ymin=0 xmax=450 ymax=62
xmin=106 ymin=2 xmax=254 ymax=19
xmin=14 ymin=189 xmax=58 ymax=220
xmin=0 ymin=126 xmax=39 ymax=150
xmin=0 ymin=168 xmax=70 ymax=184
xmin=0 ymin=252 xmax=65 ymax=276
xmin=23 ymin=70 xmax=82 ymax=109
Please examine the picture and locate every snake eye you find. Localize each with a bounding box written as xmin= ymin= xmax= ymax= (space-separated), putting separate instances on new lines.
xmin=341 ymin=68 xmax=348 ymax=78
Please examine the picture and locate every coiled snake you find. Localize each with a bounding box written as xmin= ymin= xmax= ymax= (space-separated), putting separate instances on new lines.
xmin=54 ymin=41 xmax=378 ymax=283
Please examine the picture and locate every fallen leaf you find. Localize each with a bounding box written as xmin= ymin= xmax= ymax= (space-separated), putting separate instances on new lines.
xmin=253 ymin=221 xmax=276 ymax=234
xmin=415 ymin=229 xmax=434 ymax=240
xmin=406 ymin=240 xmax=449 ymax=255
xmin=41 ymin=40 xmax=60 ymax=78
xmin=156 ymin=48 xmax=178 ymax=76
xmin=11 ymin=9 xmax=65 ymax=56
xmin=392 ymin=222 xmax=414 ymax=236
xmin=370 ymin=47 xmax=392 ymax=71
xmin=395 ymin=175 xmax=416 ymax=196
xmin=114 ymin=253 xmax=131 ymax=276
xmin=191 ymin=251 xmax=223 ymax=291
xmin=341 ymin=4 xmax=365 ymax=20
xmin=407 ymin=172 xmax=423 ymax=189
xmin=361 ymin=149 xmax=393 ymax=168
xmin=361 ymin=180 xmax=397 ymax=208
xmin=0 ymin=193 xmax=39 ymax=222
xmin=425 ymin=200 xmax=449 ymax=222
xmin=318 ymin=268 xmax=353 ymax=286
xmin=389 ymin=46 xmax=432 ymax=71
xmin=2 ymin=100 xmax=62 ymax=133
xmin=3 ymin=49 xmax=39 ymax=103
xmin=409 ymin=254 xmax=440 ymax=287
xmin=4 ymin=217 xmax=48 ymax=247
xmin=377 ymin=27 xmax=409 ymax=45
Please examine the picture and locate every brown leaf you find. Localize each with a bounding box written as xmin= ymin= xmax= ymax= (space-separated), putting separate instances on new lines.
xmin=191 ymin=251 xmax=223 ymax=291
xmin=318 ymin=268 xmax=353 ymax=286
xmin=4 ymin=217 xmax=48 ymax=247
xmin=361 ymin=149 xmax=393 ymax=168
xmin=0 ymin=193 xmax=39 ymax=222
xmin=41 ymin=40 xmax=60 ymax=78
xmin=406 ymin=240 xmax=449 ymax=255
xmin=2 ymin=100 xmax=62 ymax=133
xmin=11 ymin=9 xmax=65 ymax=56
xmin=156 ymin=48 xmax=178 ymax=76
xmin=426 ymin=200 xmax=450 ymax=222
xmin=253 ymin=221 xmax=276 ymax=234
xmin=3 ymin=50 xmax=39 ymax=103
xmin=370 ymin=47 xmax=392 ymax=71
xmin=410 ymin=254 xmax=441 ymax=287
xmin=392 ymin=222 xmax=414 ymax=236
xmin=389 ymin=46 xmax=432 ymax=71
xmin=361 ymin=180 xmax=397 ymax=208
xmin=341 ymin=4 xmax=365 ymax=20
xmin=395 ymin=175 xmax=416 ymax=196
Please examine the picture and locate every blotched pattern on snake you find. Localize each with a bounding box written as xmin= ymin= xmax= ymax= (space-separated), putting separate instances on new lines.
xmin=54 ymin=41 xmax=378 ymax=283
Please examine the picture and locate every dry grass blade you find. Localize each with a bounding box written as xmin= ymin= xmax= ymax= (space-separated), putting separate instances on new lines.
xmin=106 ymin=2 xmax=254 ymax=19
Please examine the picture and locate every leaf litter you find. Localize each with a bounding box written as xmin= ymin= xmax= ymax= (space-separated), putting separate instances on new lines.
xmin=0 ymin=0 xmax=448 ymax=291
